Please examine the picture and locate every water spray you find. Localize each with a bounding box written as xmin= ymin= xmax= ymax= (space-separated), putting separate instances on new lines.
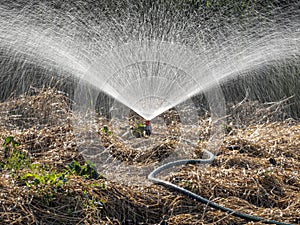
xmin=1 ymin=1 xmax=299 ymax=224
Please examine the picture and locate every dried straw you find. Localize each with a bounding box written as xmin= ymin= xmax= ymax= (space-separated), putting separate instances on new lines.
xmin=0 ymin=88 xmax=299 ymax=224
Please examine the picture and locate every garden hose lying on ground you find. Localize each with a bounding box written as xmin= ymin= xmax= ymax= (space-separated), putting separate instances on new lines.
xmin=148 ymin=146 xmax=292 ymax=225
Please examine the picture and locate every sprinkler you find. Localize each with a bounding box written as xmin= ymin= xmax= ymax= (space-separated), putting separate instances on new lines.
xmin=129 ymin=120 xmax=152 ymax=138
xmin=145 ymin=120 xmax=152 ymax=136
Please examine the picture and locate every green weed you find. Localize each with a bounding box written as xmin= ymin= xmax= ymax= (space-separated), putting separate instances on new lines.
xmin=1 ymin=136 xmax=29 ymax=174
xmin=67 ymin=160 xmax=100 ymax=180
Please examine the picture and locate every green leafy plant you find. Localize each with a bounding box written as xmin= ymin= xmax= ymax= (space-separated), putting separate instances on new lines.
xmin=2 ymin=136 xmax=105 ymax=210
xmin=2 ymin=136 xmax=29 ymax=173
xmin=101 ymin=125 xmax=112 ymax=135
xmin=3 ymin=136 xmax=20 ymax=158
xmin=3 ymin=136 xmax=20 ymax=148
xmin=130 ymin=123 xmax=145 ymax=138
xmin=67 ymin=160 xmax=100 ymax=179
xmin=21 ymin=168 xmax=67 ymax=189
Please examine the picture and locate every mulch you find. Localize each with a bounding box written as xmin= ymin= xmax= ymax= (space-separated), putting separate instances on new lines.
xmin=0 ymin=88 xmax=299 ymax=224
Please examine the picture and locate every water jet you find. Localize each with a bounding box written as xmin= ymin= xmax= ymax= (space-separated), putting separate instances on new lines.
xmin=0 ymin=1 xmax=299 ymax=224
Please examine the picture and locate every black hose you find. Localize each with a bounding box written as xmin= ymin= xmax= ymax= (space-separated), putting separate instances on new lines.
xmin=148 ymin=148 xmax=293 ymax=225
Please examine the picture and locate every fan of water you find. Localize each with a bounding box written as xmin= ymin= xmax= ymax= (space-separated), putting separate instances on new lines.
xmin=1 ymin=4 xmax=300 ymax=223
xmin=1 ymin=1 xmax=299 ymax=120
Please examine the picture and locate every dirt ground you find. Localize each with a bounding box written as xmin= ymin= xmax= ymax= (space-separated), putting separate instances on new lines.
xmin=0 ymin=88 xmax=299 ymax=224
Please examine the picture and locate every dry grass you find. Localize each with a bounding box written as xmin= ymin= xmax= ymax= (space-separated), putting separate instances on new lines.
xmin=0 ymin=88 xmax=299 ymax=224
